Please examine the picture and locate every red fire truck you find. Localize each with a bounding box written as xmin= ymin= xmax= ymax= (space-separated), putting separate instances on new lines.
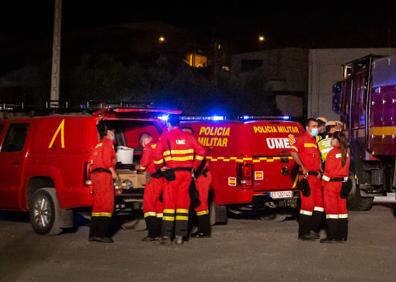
xmin=0 ymin=103 xmax=303 ymax=234
xmin=333 ymin=55 xmax=396 ymax=211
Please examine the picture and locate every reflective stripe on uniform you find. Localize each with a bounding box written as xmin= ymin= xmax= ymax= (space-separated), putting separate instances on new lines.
xmin=163 ymin=149 xmax=194 ymax=156
xmin=291 ymin=146 xmax=299 ymax=152
xmin=197 ymin=210 xmax=209 ymax=216
xmin=322 ymin=175 xmax=331 ymax=181
xmin=154 ymin=159 xmax=164 ymax=165
xmin=175 ymin=215 xmax=188 ymax=221
xmin=176 ymin=209 xmax=189 ymax=214
xmin=144 ymin=212 xmax=156 ymax=218
xmin=304 ymin=143 xmax=318 ymax=148
xmin=326 ymin=214 xmax=339 ymax=219
xmin=92 ymin=212 xmax=112 ymax=217
xmin=300 ymin=210 xmax=313 ymax=216
xmin=163 ymin=216 xmax=175 ymax=221
xmin=163 ymin=156 xmax=194 ymax=162
xmin=314 ymin=206 xmax=324 ymax=212
xmin=338 ymin=214 xmax=348 ymax=219
xmin=156 ymin=213 xmax=163 ymax=218
xmin=196 ymin=155 xmax=205 ymax=160
xmin=163 ymin=209 xmax=175 ymax=214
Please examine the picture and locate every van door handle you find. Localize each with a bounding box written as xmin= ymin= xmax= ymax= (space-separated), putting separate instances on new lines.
xmin=11 ymin=161 xmax=21 ymax=165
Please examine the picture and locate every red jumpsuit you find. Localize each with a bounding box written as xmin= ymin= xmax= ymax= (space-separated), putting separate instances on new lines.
xmin=290 ymin=132 xmax=323 ymax=236
xmin=154 ymin=128 xmax=205 ymax=238
xmin=90 ymin=137 xmax=115 ymax=217
xmin=322 ymin=147 xmax=350 ymax=240
xmin=141 ymin=141 xmax=165 ymax=238
xmin=195 ymin=163 xmax=211 ymax=216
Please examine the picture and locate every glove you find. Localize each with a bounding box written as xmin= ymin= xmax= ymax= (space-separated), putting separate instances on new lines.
xmin=340 ymin=179 xmax=352 ymax=199
xmin=300 ymin=178 xmax=311 ymax=197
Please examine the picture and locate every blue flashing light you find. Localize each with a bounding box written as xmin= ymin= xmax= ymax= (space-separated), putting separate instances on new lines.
xmin=158 ymin=114 xmax=169 ymax=121
xmin=282 ymin=115 xmax=290 ymax=120
xmin=212 ymin=115 xmax=225 ymax=121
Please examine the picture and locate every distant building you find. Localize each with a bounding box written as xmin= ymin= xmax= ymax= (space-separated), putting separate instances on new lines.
xmin=232 ymin=48 xmax=308 ymax=118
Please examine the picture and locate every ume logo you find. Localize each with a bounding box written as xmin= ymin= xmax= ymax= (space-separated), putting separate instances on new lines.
xmin=266 ymin=138 xmax=290 ymax=149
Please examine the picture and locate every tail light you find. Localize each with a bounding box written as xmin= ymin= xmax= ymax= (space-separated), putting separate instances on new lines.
xmin=237 ymin=163 xmax=254 ymax=186
xmin=84 ymin=162 xmax=92 ymax=186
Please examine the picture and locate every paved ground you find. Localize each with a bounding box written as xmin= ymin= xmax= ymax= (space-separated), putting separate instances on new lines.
xmin=0 ymin=205 xmax=396 ymax=282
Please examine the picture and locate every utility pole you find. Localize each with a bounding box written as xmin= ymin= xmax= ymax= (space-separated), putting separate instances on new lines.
xmin=50 ymin=0 xmax=62 ymax=108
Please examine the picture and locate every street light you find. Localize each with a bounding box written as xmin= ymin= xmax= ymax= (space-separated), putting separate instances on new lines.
xmin=258 ymin=35 xmax=265 ymax=43
xmin=158 ymin=36 xmax=166 ymax=43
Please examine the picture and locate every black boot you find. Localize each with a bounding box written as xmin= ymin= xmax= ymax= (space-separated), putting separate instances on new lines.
xmin=311 ymin=210 xmax=324 ymax=233
xmin=89 ymin=216 xmax=100 ymax=241
xmin=174 ymin=235 xmax=184 ymax=245
xmin=337 ymin=218 xmax=348 ymax=242
xmin=320 ymin=219 xmax=337 ymax=243
xmin=298 ymin=214 xmax=315 ymax=241
xmin=143 ymin=216 xmax=157 ymax=241
xmin=90 ymin=217 xmax=113 ymax=243
xmin=192 ymin=214 xmax=211 ymax=238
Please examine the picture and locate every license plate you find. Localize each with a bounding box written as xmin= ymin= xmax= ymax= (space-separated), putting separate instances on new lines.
xmin=270 ymin=191 xmax=293 ymax=199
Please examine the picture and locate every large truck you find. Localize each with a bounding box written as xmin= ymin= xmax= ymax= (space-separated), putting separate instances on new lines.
xmin=333 ymin=55 xmax=396 ymax=210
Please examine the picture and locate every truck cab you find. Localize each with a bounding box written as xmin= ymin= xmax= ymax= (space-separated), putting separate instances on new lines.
xmin=0 ymin=105 xmax=180 ymax=234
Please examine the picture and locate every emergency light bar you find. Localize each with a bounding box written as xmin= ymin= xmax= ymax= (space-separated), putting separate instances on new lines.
xmin=180 ymin=115 xmax=226 ymax=121
xmin=239 ymin=115 xmax=290 ymax=121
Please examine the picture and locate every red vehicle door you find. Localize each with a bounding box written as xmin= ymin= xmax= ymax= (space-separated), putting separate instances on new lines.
xmin=0 ymin=122 xmax=30 ymax=208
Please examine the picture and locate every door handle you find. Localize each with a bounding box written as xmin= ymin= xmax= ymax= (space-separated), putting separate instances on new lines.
xmin=11 ymin=161 xmax=21 ymax=165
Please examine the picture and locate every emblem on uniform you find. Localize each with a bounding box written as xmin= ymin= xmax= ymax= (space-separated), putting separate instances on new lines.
xmin=176 ymin=139 xmax=186 ymax=145
xmin=288 ymin=134 xmax=296 ymax=145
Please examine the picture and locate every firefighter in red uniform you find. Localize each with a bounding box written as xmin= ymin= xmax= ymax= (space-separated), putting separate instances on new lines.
xmin=182 ymin=127 xmax=211 ymax=238
xmin=89 ymin=122 xmax=117 ymax=243
xmin=139 ymin=133 xmax=165 ymax=241
xmin=154 ymin=115 xmax=205 ymax=245
xmin=290 ymin=118 xmax=324 ymax=241
xmin=321 ymin=131 xmax=350 ymax=243
xmin=192 ymin=158 xmax=212 ymax=238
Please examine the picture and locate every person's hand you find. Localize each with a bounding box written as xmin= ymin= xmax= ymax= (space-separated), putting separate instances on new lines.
xmin=160 ymin=167 xmax=168 ymax=172
xmin=112 ymin=171 xmax=118 ymax=180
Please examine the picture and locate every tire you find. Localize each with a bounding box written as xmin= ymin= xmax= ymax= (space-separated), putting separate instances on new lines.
xmin=209 ymin=196 xmax=228 ymax=225
xmin=347 ymin=174 xmax=374 ymax=211
xmin=29 ymin=188 xmax=69 ymax=235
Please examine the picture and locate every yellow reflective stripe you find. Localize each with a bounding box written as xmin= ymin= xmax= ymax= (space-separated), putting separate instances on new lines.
xmin=164 ymin=156 xmax=194 ymax=162
xmin=175 ymin=215 xmax=188 ymax=220
xmin=338 ymin=214 xmax=348 ymax=219
xmin=291 ymin=146 xmax=298 ymax=152
xmin=304 ymin=143 xmax=318 ymax=148
xmin=154 ymin=159 xmax=164 ymax=165
xmin=292 ymin=175 xmax=299 ymax=189
xmin=163 ymin=216 xmax=175 ymax=221
xmin=243 ymin=157 xmax=253 ymax=161
xmin=163 ymin=149 xmax=194 ymax=156
xmin=196 ymin=155 xmax=205 ymax=160
xmin=197 ymin=210 xmax=209 ymax=216
xmin=144 ymin=212 xmax=157 ymax=218
xmin=92 ymin=212 xmax=112 ymax=217
xmin=176 ymin=209 xmax=189 ymax=214
xmin=156 ymin=213 xmax=163 ymax=218
xmin=163 ymin=209 xmax=175 ymax=214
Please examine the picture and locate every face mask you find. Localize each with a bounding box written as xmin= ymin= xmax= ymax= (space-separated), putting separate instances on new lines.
xmin=310 ymin=128 xmax=319 ymax=137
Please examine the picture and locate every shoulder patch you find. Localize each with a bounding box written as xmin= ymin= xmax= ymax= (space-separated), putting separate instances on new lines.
xmin=288 ymin=134 xmax=296 ymax=146
xmin=151 ymin=144 xmax=157 ymax=149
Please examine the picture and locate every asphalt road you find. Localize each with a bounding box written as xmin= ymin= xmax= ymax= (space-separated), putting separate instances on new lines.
xmin=0 ymin=205 xmax=396 ymax=282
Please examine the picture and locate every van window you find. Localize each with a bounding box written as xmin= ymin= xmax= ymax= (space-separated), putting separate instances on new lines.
xmin=2 ymin=123 xmax=29 ymax=152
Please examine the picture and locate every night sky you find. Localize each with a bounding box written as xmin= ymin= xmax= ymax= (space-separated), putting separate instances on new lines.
xmin=1 ymin=1 xmax=396 ymax=73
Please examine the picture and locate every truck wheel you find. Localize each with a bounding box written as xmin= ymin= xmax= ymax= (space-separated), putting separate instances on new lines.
xmin=29 ymin=188 xmax=70 ymax=235
xmin=347 ymin=175 xmax=374 ymax=211
xmin=209 ymin=197 xmax=228 ymax=225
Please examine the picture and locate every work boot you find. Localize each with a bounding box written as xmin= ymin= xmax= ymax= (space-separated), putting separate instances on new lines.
xmin=195 ymin=214 xmax=211 ymax=238
xmin=336 ymin=218 xmax=348 ymax=242
xmin=298 ymin=214 xmax=312 ymax=239
xmin=160 ymin=236 xmax=172 ymax=246
xmin=309 ymin=230 xmax=320 ymax=240
xmin=142 ymin=236 xmax=160 ymax=242
xmin=90 ymin=237 xmax=114 ymax=243
xmin=311 ymin=210 xmax=324 ymax=233
xmin=298 ymin=234 xmax=315 ymax=241
xmin=174 ymin=235 xmax=184 ymax=245
xmin=320 ymin=218 xmax=337 ymax=243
